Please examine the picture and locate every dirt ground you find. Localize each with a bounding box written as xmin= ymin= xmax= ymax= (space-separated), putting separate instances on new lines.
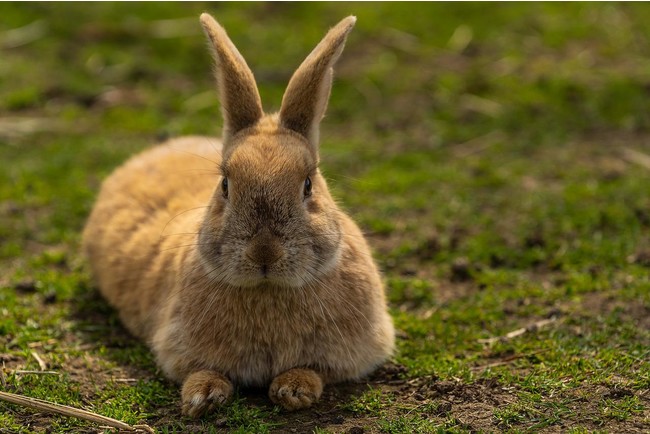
xmin=4 ymin=280 xmax=647 ymax=434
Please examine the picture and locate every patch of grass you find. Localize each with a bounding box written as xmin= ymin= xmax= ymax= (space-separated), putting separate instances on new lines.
xmin=345 ymin=387 xmax=389 ymax=415
xmin=2 ymin=2 xmax=650 ymax=433
xmin=493 ymin=402 xmax=534 ymax=428
xmin=376 ymin=414 xmax=441 ymax=434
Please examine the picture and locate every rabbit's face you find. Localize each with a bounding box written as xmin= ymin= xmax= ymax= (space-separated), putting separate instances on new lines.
xmin=198 ymin=128 xmax=341 ymax=289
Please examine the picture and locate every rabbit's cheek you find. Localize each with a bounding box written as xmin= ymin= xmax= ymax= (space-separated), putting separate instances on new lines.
xmin=197 ymin=231 xmax=224 ymax=262
xmin=305 ymin=198 xmax=321 ymax=214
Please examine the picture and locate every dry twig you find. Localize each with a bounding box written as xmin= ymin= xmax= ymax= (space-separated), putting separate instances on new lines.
xmin=622 ymin=147 xmax=650 ymax=171
xmin=0 ymin=117 xmax=62 ymax=139
xmin=113 ymin=378 xmax=139 ymax=383
xmin=454 ymin=130 xmax=504 ymax=158
xmin=0 ymin=363 xmax=6 ymax=388
xmin=30 ymin=350 xmax=48 ymax=371
xmin=1 ymin=20 xmax=47 ymax=48
xmin=0 ymin=391 xmax=154 ymax=433
xmin=27 ymin=339 xmax=58 ymax=348
xmin=478 ymin=316 xmax=560 ymax=345
xmin=471 ymin=349 xmax=550 ymax=372
xmin=13 ymin=370 xmax=59 ymax=376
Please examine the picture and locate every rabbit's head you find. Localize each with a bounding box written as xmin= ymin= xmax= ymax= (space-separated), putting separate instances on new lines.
xmin=197 ymin=14 xmax=356 ymax=289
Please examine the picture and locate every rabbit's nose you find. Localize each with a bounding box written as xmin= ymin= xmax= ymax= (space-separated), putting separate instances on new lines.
xmin=246 ymin=230 xmax=283 ymax=268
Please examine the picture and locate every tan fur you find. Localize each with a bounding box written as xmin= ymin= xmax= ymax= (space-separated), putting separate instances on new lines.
xmin=280 ymin=16 xmax=357 ymax=147
xmin=181 ymin=370 xmax=234 ymax=417
xmin=269 ymin=368 xmax=323 ymax=411
xmin=82 ymin=14 xmax=394 ymax=415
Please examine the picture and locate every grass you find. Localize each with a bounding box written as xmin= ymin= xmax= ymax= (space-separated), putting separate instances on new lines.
xmin=1 ymin=2 xmax=649 ymax=433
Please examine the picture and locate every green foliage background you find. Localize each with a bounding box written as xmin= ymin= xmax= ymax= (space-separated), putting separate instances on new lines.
xmin=1 ymin=2 xmax=649 ymax=433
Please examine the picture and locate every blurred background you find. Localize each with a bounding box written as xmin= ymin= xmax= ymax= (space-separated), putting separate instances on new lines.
xmin=2 ymin=3 xmax=650 ymax=250
xmin=1 ymin=3 xmax=649 ymax=432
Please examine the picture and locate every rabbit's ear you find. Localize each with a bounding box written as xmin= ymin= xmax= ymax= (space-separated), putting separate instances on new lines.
xmin=279 ymin=16 xmax=356 ymax=150
xmin=200 ymin=13 xmax=263 ymax=142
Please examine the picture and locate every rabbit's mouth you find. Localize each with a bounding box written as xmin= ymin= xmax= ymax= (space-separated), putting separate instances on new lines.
xmin=230 ymin=261 xmax=314 ymax=289
xmin=251 ymin=265 xmax=299 ymax=288
xmin=257 ymin=264 xmax=277 ymax=282
xmin=199 ymin=237 xmax=342 ymax=290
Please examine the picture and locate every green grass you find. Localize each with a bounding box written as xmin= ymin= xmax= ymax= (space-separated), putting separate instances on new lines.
xmin=1 ymin=2 xmax=650 ymax=433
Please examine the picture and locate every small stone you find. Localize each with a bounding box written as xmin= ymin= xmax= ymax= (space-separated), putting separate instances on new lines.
xmin=330 ymin=415 xmax=345 ymax=424
xmin=347 ymin=427 xmax=364 ymax=434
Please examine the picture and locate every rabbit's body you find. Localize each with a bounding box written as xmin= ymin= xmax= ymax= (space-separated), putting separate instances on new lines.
xmin=83 ymin=136 xmax=219 ymax=340
xmin=85 ymin=132 xmax=392 ymax=387
xmin=83 ymin=14 xmax=394 ymax=415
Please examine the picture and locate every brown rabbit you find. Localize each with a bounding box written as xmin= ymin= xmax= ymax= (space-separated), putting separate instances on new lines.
xmin=82 ymin=13 xmax=395 ymax=417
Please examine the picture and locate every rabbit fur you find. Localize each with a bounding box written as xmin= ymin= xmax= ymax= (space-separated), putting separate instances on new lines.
xmin=82 ymin=13 xmax=395 ymax=415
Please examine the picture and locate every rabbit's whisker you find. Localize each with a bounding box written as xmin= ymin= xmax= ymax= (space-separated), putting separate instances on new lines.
xmin=206 ymin=138 xmax=224 ymax=156
xmin=159 ymin=232 xmax=200 ymax=238
xmin=169 ymin=146 xmax=222 ymax=166
xmin=158 ymin=243 xmax=214 ymax=253
xmin=159 ymin=206 xmax=209 ymax=239
xmin=169 ymin=169 xmax=221 ymax=176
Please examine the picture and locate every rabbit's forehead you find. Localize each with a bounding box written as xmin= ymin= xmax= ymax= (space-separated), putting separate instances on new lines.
xmin=225 ymin=136 xmax=316 ymax=180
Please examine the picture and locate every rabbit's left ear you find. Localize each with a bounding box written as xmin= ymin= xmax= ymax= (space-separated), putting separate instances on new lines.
xmin=279 ymin=16 xmax=356 ymax=151
xmin=200 ymin=13 xmax=263 ymax=143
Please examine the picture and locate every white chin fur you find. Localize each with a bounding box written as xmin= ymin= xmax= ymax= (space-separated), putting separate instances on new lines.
xmin=228 ymin=271 xmax=311 ymax=289
xmin=200 ymin=260 xmax=305 ymax=289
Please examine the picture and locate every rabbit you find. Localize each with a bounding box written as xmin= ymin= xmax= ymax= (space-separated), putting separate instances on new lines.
xmin=82 ymin=13 xmax=395 ymax=417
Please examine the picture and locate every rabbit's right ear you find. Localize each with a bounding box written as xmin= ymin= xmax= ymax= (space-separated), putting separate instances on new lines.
xmin=200 ymin=13 xmax=263 ymax=143
xmin=279 ymin=16 xmax=356 ymax=152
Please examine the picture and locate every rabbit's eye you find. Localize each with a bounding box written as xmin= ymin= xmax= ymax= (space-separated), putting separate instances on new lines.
xmin=304 ymin=176 xmax=312 ymax=198
xmin=221 ymin=177 xmax=229 ymax=198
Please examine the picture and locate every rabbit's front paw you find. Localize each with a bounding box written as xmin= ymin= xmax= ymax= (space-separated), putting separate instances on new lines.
xmin=269 ymin=368 xmax=323 ymax=411
xmin=181 ymin=370 xmax=233 ymax=418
